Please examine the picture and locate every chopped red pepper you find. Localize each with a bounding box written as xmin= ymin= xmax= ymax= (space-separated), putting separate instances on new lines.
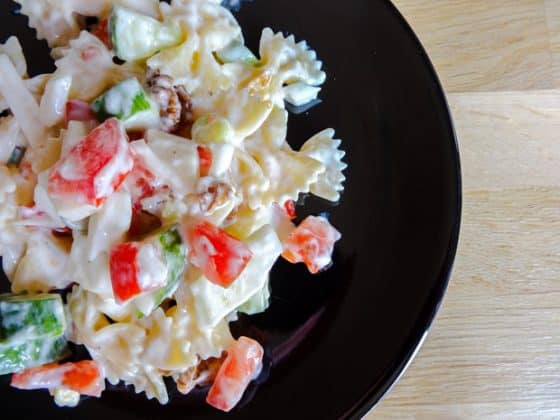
xmin=206 ymin=336 xmax=263 ymax=412
xmin=281 ymin=215 xmax=341 ymax=274
xmin=109 ymin=242 xmax=142 ymax=303
xmin=197 ymin=146 xmax=212 ymax=177
xmin=11 ymin=360 xmax=105 ymax=397
xmin=183 ymin=220 xmax=252 ymax=288
xmin=48 ymin=118 xmax=133 ymax=218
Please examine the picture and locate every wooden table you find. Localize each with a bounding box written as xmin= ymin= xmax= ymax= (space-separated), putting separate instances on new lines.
xmin=368 ymin=1 xmax=560 ymax=418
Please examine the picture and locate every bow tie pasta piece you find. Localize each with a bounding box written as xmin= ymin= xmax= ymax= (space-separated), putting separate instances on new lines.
xmin=160 ymin=0 xmax=241 ymax=51
xmin=246 ymin=143 xmax=325 ymax=207
xmin=187 ymin=225 xmax=282 ymax=329
xmin=11 ymin=230 xmax=72 ymax=293
xmin=124 ymin=365 xmax=169 ymax=404
xmin=15 ymin=0 xmax=163 ymax=48
xmin=138 ymin=306 xmax=234 ymax=372
xmin=67 ymin=233 xmax=117 ymax=299
xmin=53 ymin=31 xmax=143 ymax=102
xmin=15 ymin=0 xmax=80 ymax=48
xmin=139 ymin=308 xmax=198 ymax=371
xmin=300 ymin=129 xmax=347 ymax=202
xmin=66 ymin=287 xmax=111 ymax=344
xmin=229 ymin=149 xmax=270 ymax=210
xmin=145 ymin=129 xmax=200 ymax=197
xmin=90 ymin=325 xmax=166 ymax=401
xmin=224 ymin=204 xmax=274 ymax=240
xmin=151 ymin=0 xmax=242 ymax=95
xmin=67 ymin=286 xmax=164 ymax=400
xmin=242 ymin=28 xmax=326 ymax=107
xmin=72 ymin=0 xmax=161 ymax=19
xmin=245 ymin=106 xmax=288 ymax=149
xmin=86 ymin=191 xmax=132 ymax=262
xmin=192 ymin=88 xmax=273 ymax=141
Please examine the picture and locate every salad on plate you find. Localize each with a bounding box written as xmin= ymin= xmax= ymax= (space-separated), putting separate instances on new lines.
xmin=0 ymin=0 xmax=346 ymax=412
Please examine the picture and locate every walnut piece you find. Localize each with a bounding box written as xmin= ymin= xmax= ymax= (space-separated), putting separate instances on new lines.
xmin=146 ymin=69 xmax=194 ymax=132
xmin=176 ymin=354 xmax=226 ymax=395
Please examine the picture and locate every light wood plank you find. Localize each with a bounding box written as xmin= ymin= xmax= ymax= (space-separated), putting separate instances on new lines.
xmin=544 ymin=0 xmax=560 ymax=88
xmin=448 ymin=90 xmax=560 ymax=192
xmin=366 ymin=88 xmax=560 ymax=418
xmin=370 ymin=187 xmax=560 ymax=419
xmin=392 ymin=0 xmax=554 ymax=92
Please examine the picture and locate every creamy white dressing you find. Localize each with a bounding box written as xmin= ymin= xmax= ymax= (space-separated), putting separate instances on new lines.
xmin=129 ymin=139 xmax=178 ymax=191
xmin=136 ymin=242 xmax=168 ymax=291
xmin=103 ymin=79 xmax=140 ymax=117
xmin=68 ymin=233 xmax=114 ymax=298
xmin=208 ymin=143 xmax=234 ymax=176
xmin=12 ymin=230 xmax=72 ymax=293
xmin=39 ymin=75 xmax=72 ymax=127
xmin=86 ymin=191 xmax=132 ymax=261
xmin=26 ymin=171 xmax=65 ymax=229
xmin=145 ymin=130 xmax=199 ymax=197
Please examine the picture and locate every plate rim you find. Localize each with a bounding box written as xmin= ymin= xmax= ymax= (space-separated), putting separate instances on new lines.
xmin=343 ymin=1 xmax=462 ymax=418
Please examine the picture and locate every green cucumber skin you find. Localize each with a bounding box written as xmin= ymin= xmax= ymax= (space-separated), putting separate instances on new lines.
xmin=0 ymin=336 xmax=70 ymax=375
xmin=154 ymin=228 xmax=186 ymax=306
xmin=0 ymin=294 xmax=66 ymax=345
xmin=91 ymin=78 xmax=154 ymax=123
xmin=135 ymin=227 xmax=187 ymax=317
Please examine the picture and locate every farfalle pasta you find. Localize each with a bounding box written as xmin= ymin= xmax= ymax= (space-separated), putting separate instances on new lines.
xmin=0 ymin=0 xmax=346 ymax=412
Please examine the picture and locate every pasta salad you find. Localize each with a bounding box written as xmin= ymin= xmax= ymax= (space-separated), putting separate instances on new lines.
xmin=0 ymin=0 xmax=346 ymax=412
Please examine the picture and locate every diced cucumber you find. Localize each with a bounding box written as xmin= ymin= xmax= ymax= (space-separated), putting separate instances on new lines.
xmin=238 ymin=280 xmax=271 ymax=315
xmin=91 ymin=78 xmax=160 ymax=130
xmin=0 ymin=335 xmax=69 ymax=375
xmin=134 ymin=227 xmax=186 ymax=316
xmin=191 ymin=115 xmax=235 ymax=145
xmin=0 ymin=294 xmax=66 ymax=345
xmin=110 ymin=6 xmax=182 ymax=61
xmin=214 ymin=40 xmax=259 ymax=65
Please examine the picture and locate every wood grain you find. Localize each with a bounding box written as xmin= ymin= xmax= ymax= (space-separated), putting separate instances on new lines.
xmin=393 ymin=0 xmax=554 ymax=92
xmin=545 ymin=1 xmax=560 ymax=88
xmin=370 ymin=187 xmax=560 ymax=419
xmin=365 ymin=2 xmax=560 ymax=416
xmin=450 ymin=91 xmax=560 ymax=191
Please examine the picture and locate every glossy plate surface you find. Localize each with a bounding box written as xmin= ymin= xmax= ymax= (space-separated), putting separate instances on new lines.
xmin=0 ymin=0 xmax=461 ymax=418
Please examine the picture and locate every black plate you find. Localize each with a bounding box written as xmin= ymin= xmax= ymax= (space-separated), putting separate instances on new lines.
xmin=0 ymin=0 xmax=461 ymax=418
